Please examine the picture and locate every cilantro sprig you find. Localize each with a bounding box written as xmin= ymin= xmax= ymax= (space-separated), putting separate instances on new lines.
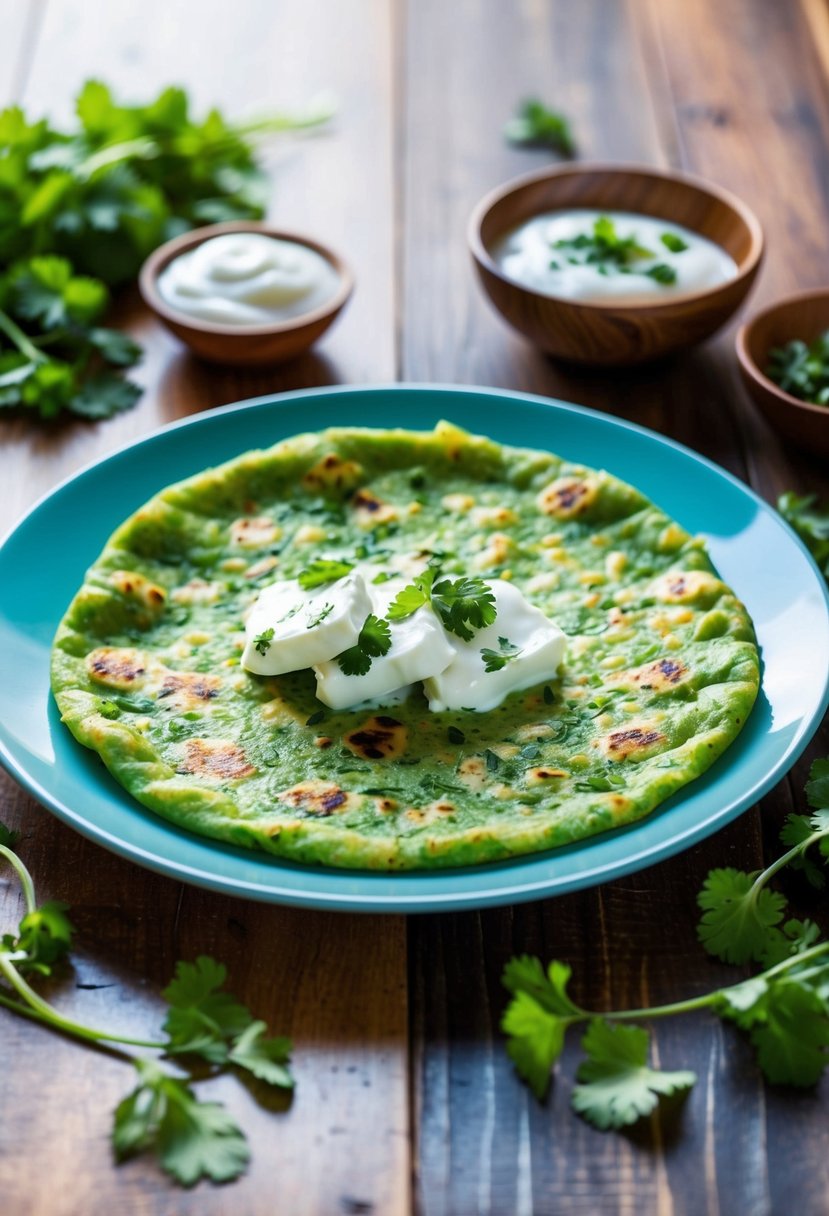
xmin=388 ymin=569 xmax=497 ymax=641
xmin=0 ymin=835 xmax=293 ymax=1187
xmin=503 ymin=98 xmax=575 ymax=157
xmin=501 ymin=758 xmax=829 ymax=1127
xmin=336 ymin=613 xmax=392 ymax=676
xmin=480 ymin=636 xmax=521 ymax=672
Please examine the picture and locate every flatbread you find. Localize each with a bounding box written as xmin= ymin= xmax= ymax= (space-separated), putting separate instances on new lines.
xmin=51 ymin=421 xmax=760 ymax=870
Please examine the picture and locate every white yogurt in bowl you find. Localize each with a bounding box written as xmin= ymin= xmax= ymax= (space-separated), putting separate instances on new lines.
xmin=493 ymin=209 xmax=737 ymax=305
xmin=156 ymin=231 xmax=342 ymax=326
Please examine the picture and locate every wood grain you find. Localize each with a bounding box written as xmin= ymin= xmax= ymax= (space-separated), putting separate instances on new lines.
xmin=404 ymin=1 xmax=828 ymax=1214
xmin=1 ymin=1 xmax=828 ymax=1214
xmin=0 ymin=4 xmax=409 ymax=1215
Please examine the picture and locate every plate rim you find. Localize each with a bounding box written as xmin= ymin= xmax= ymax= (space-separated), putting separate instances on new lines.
xmin=2 ymin=382 xmax=828 ymax=911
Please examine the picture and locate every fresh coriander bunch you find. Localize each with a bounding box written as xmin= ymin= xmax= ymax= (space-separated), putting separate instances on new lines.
xmin=501 ymin=758 xmax=829 ymax=1128
xmin=0 ymin=255 xmax=141 ymax=419
xmin=0 ymin=80 xmax=333 ymax=286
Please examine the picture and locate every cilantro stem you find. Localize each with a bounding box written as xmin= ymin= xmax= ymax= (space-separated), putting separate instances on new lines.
xmin=603 ymin=941 xmax=829 ymax=1024
xmin=0 ymin=842 xmax=37 ymax=915
xmin=751 ymin=828 xmax=829 ymax=895
xmin=0 ymin=309 xmax=46 ymax=365
xmin=0 ymin=953 xmax=165 ymax=1049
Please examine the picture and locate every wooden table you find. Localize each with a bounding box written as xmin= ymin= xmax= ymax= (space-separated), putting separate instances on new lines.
xmin=1 ymin=2 xmax=828 ymax=1212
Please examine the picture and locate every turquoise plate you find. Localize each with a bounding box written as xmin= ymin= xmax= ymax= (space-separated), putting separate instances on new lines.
xmin=1 ymin=385 xmax=828 ymax=911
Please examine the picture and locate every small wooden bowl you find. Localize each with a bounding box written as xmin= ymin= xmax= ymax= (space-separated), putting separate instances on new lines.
xmin=736 ymin=290 xmax=829 ymax=460
xmin=139 ymin=221 xmax=354 ymax=366
xmin=469 ymin=164 xmax=764 ymax=366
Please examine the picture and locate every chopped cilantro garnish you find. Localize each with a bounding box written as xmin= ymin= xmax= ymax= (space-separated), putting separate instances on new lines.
xmin=253 ymin=628 xmax=274 ymax=655
xmin=645 ymin=262 xmax=677 ymax=285
xmin=306 ymin=602 xmax=333 ymax=629
xmin=767 ymin=332 xmax=829 ymax=406
xmin=336 ymin=614 xmax=392 ymax=677
xmin=660 ymin=231 xmax=689 ymax=253
xmin=480 ymin=636 xmax=521 ymax=672
xmin=297 ymin=559 xmax=354 ymax=589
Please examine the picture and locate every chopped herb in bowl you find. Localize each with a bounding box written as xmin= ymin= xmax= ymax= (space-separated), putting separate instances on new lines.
xmin=548 ymin=215 xmax=678 ymax=285
xmin=766 ymin=330 xmax=829 ymax=405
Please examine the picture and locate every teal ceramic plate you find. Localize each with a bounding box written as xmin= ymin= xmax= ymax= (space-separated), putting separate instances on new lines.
xmin=1 ymin=385 xmax=828 ymax=911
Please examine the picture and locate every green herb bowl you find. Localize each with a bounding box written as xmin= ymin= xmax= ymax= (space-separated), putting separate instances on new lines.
xmin=737 ymin=289 xmax=829 ymax=461
xmin=468 ymin=163 xmax=764 ymax=366
xmin=139 ymin=221 xmax=354 ymax=366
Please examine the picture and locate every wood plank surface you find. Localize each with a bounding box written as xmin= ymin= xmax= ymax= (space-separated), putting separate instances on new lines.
xmin=0 ymin=4 xmax=409 ymax=1216
xmin=0 ymin=1 xmax=828 ymax=1214
xmin=402 ymin=1 xmax=829 ymax=1214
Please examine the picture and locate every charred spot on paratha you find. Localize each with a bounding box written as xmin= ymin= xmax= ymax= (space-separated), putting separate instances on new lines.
xmin=536 ymin=476 xmax=599 ymax=519
xmin=344 ymin=715 xmax=408 ymax=760
xmin=599 ymin=725 xmax=667 ymax=759
xmin=86 ymin=647 xmax=147 ymax=690
xmin=177 ymin=738 xmax=256 ymax=780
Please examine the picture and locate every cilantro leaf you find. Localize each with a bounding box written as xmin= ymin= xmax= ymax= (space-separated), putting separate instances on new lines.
xmin=297 ymin=559 xmax=354 ymax=590
xmin=114 ymin=1058 xmax=250 ymax=1186
xmin=87 ymin=326 xmax=142 ymax=367
xmin=162 ymin=956 xmax=253 ymax=1064
xmin=806 ymin=758 xmax=829 ymax=812
xmin=748 ymin=980 xmax=829 ymax=1087
xmin=387 ymin=569 xmax=435 ymax=620
xmin=501 ymin=957 xmax=583 ymax=1099
xmin=697 ymin=868 xmax=787 ymax=964
xmin=645 ymin=263 xmax=677 ymax=285
xmin=13 ymin=901 xmax=74 ymax=974
xmin=306 ymin=602 xmax=333 ymax=629
xmin=253 ymin=627 xmax=274 ymax=656
xmin=502 ymin=991 xmax=567 ymax=1100
xmin=431 ymin=576 xmax=497 ymax=641
xmin=0 ymin=820 xmax=19 ymax=849
xmin=780 ymin=814 xmax=826 ymax=888
xmin=68 ymin=372 xmax=141 ymax=419
xmin=481 ymin=636 xmax=521 ymax=672
xmin=503 ymin=956 xmax=583 ymax=1016
xmin=571 ymin=1019 xmax=696 ymax=1130
xmin=503 ymin=98 xmax=575 ymax=156
xmin=660 ymin=232 xmax=689 ymax=253
xmin=228 ymin=1020 xmax=294 ymax=1089
xmin=336 ymin=613 xmax=392 ymax=677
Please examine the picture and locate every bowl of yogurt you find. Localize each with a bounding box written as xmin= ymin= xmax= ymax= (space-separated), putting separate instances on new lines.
xmin=139 ymin=222 xmax=354 ymax=365
xmin=469 ymin=164 xmax=764 ymax=366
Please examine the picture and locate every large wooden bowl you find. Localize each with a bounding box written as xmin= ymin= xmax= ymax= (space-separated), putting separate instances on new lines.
xmin=736 ymin=290 xmax=829 ymax=460
xmin=469 ymin=164 xmax=764 ymax=366
xmin=139 ymin=221 xmax=354 ymax=366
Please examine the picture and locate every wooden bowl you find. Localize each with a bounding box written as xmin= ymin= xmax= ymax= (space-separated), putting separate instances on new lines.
xmin=468 ymin=164 xmax=764 ymax=366
xmin=139 ymin=221 xmax=354 ymax=366
xmin=736 ymin=290 xmax=829 ymax=460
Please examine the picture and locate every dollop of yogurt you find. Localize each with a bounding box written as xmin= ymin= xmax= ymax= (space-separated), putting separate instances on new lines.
xmin=157 ymin=232 xmax=341 ymax=325
xmin=493 ymin=209 xmax=737 ymax=304
xmin=241 ymin=564 xmax=567 ymax=713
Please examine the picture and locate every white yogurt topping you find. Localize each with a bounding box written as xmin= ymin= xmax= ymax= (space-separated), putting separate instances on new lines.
xmin=241 ymin=571 xmax=371 ymax=676
xmin=423 ymin=580 xmax=567 ymax=713
xmin=157 ymin=232 xmax=341 ymax=326
xmin=493 ymin=209 xmax=737 ymax=304
xmin=241 ymin=566 xmax=567 ymax=713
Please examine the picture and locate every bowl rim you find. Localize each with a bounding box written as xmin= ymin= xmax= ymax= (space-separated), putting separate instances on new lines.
xmin=138 ymin=220 xmax=355 ymax=338
xmin=468 ymin=161 xmax=765 ymax=315
xmin=736 ymin=287 xmax=829 ymax=418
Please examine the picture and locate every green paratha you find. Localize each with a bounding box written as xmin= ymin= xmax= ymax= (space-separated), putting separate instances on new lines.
xmin=50 ymin=421 xmax=760 ymax=870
